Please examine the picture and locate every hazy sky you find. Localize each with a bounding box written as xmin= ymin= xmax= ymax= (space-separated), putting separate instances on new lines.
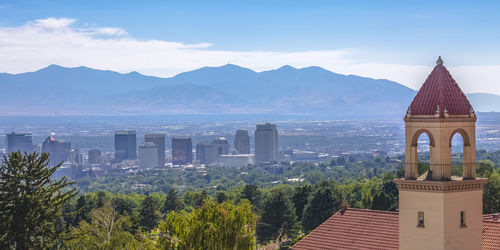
xmin=1 ymin=0 xmax=500 ymax=94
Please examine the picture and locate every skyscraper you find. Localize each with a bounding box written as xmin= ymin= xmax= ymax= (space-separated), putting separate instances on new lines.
xmin=211 ymin=137 xmax=230 ymax=157
xmin=41 ymin=136 xmax=71 ymax=166
xmin=144 ymin=133 xmax=166 ymax=168
xmin=114 ymin=130 xmax=137 ymax=162
xmin=172 ymin=137 xmax=192 ymax=165
xmin=255 ymin=123 xmax=278 ymax=165
xmin=88 ymin=149 xmax=101 ymax=164
xmin=196 ymin=141 xmax=213 ymax=164
xmin=234 ymin=129 xmax=250 ymax=154
xmin=6 ymin=132 xmax=34 ymax=154
xmin=138 ymin=142 xmax=159 ymax=169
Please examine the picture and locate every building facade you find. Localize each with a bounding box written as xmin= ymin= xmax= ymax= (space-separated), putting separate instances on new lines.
xmin=219 ymin=154 xmax=254 ymax=168
xmin=41 ymin=136 xmax=71 ymax=166
xmin=255 ymin=123 xmax=278 ymax=165
xmin=138 ymin=142 xmax=159 ymax=169
xmin=87 ymin=149 xmax=101 ymax=164
xmin=234 ymin=129 xmax=250 ymax=154
xmin=6 ymin=132 xmax=34 ymax=154
xmin=144 ymin=133 xmax=165 ymax=168
xmin=196 ymin=141 xmax=213 ymax=164
xmin=172 ymin=137 xmax=192 ymax=165
xmin=114 ymin=130 xmax=137 ymax=162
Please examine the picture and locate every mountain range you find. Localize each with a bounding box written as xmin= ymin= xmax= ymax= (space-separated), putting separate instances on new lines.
xmin=0 ymin=64 xmax=499 ymax=118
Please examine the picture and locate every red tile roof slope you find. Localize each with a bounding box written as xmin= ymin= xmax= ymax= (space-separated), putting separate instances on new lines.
xmin=292 ymin=209 xmax=500 ymax=250
xmin=409 ymin=57 xmax=472 ymax=117
xmin=292 ymin=208 xmax=399 ymax=250
xmin=483 ymin=214 xmax=500 ymax=250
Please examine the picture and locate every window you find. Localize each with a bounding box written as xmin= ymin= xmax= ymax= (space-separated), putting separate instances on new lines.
xmin=418 ymin=211 xmax=425 ymax=227
xmin=460 ymin=211 xmax=466 ymax=227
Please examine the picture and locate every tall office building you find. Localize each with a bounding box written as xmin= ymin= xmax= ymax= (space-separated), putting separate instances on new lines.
xmin=114 ymin=130 xmax=137 ymax=162
xmin=144 ymin=133 xmax=166 ymax=168
xmin=172 ymin=138 xmax=192 ymax=165
xmin=211 ymin=137 xmax=230 ymax=158
xmin=138 ymin=142 xmax=159 ymax=169
xmin=196 ymin=141 xmax=213 ymax=164
xmin=41 ymin=136 xmax=71 ymax=166
xmin=234 ymin=129 xmax=250 ymax=154
xmin=6 ymin=132 xmax=34 ymax=154
xmin=88 ymin=149 xmax=101 ymax=164
xmin=255 ymin=123 xmax=278 ymax=165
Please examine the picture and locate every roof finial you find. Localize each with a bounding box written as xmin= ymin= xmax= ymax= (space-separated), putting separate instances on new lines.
xmin=436 ymin=56 xmax=443 ymax=65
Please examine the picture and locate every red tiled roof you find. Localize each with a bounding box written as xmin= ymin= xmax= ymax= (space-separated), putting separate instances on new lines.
xmin=292 ymin=208 xmax=399 ymax=250
xmin=483 ymin=214 xmax=500 ymax=250
xmin=292 ymin=209 xmax=500 ymax=250
xmin=409 ymin=57 xmax=473 ymax=117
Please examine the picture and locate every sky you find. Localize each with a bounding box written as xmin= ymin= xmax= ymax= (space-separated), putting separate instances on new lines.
xmin=1 ymin=0 xmax=500 ymax=94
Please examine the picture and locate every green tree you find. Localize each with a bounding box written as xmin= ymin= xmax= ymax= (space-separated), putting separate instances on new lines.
xmin=257 ymin=190 xmax=299 ymax=243
xmin=65 ymin=202 xmax=145 ymax=249
xmin=292 ymin=185 xmax=313 ymax=221
xmin=478 ymin=160 xmax=495 ymax=178
xmin=139 ymin=195 xmax=160 ymax=231
xmin=301 ymin=182 xmax=342 ymax=231
xmin=0 ymin=152 xmax=78 ymax=249
xmin=216 ymin=191 xmax=228 ymax=204
xmin=158 ymin=200 xmax=256 ymax=249
xmin=483 ymin=172 xmax=500 ymax=214
xmin=162 ymin=189 xmax=183 ymax=214
xmin=240 ymin=184 xmax=261 ymax=209
xmin=371 ymin=191 xmax=394 ymax=210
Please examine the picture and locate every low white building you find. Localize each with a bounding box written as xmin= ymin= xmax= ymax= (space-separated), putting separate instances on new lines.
xmin=218 ymin=154 xmax=254 ymax=168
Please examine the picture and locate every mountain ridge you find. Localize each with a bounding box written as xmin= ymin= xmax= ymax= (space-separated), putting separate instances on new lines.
xmin=0 ymin=64 xmax=499 ymax=117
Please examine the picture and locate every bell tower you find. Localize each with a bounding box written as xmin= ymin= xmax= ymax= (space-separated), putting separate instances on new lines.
xmin=396 ymin=57 xmax=486 ymax=250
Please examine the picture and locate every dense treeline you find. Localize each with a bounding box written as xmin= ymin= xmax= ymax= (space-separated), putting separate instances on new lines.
xmin=1 ymin=152 xmax=500 ymax=249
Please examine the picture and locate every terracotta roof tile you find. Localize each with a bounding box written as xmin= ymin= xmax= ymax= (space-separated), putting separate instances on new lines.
xmin=483 ymin=214 xmax=500 ymax=250
xmin=292 ymin=208 xmax=398 ymax=250
xmin=409 ymin=57 xmax=472 ymax=117
xmin=292 ymin=209 xmax=500 ymax=250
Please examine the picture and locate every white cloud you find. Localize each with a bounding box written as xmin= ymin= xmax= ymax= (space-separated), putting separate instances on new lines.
xmin=0 ymin=17 xmax=499 ymax=95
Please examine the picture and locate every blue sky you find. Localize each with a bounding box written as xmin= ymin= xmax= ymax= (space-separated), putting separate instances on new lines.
xmin=1 ymin=0 xmax=500 ymax=93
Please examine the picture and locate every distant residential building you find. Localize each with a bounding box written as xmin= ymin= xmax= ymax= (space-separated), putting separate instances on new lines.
xmin=138 ymin=142 xmax=159 ymax=169
xmin=6 ymin=132 xmax=35 ymax=154
xmin=41 ymin=136 xmax=71 ymax=166
xmin=172 ymin=138 xmax=192 ymax=165
xmin=114 ymin=130 xmax=136 ymax=162
xmin=144 ymin=133 xmax=165 ymax=167
xmin=234 ymin=129 xmax=250 ymax=154
xmin=196 ymin=141 xmax=213 ymax=164
xmin=255 ymin=123 xmax=278 ymax=165
xmin=88 ymin=149 xmax=101 ymax=164
xmin=219 ymin=154 xmax=254 ymax=168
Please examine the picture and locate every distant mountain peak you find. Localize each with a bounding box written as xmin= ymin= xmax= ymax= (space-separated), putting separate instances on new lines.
xmin=277 ymin=65 xmax=297 ymax=71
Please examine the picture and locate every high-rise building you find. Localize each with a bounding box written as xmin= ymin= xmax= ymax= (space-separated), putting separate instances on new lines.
xmin=144 ymin=133 xmax=165 ymax=168
xmin=69 ymin=149 xmax=83 ymax=164
xmin=234 ymin=129 xmax=250 ymax=154
xmin=172 ymin=138 xmax=192 ymax=165
xmin=211 ymin=137 xmax=230 ymax=157
xmin=88 ymin=149 xmax=101 ymax=164
xmin=41 ymin=136 xmax=71 ymax=166
xmin=114 ymin=130 xmax=136 ymax=162
xmin=6 ymin=132 xmax=34 ymax=154
xmin=196 ymin=141 xmax=213 ymax=164
xmin=138 ymin=142 xmax=159 ymax=169
xmin=255 ymin=123 xmax=278 ymax=165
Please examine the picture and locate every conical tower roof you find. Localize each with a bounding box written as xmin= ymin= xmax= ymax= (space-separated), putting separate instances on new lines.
xmin=408 ymin=57 xmax=473 ymax=118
